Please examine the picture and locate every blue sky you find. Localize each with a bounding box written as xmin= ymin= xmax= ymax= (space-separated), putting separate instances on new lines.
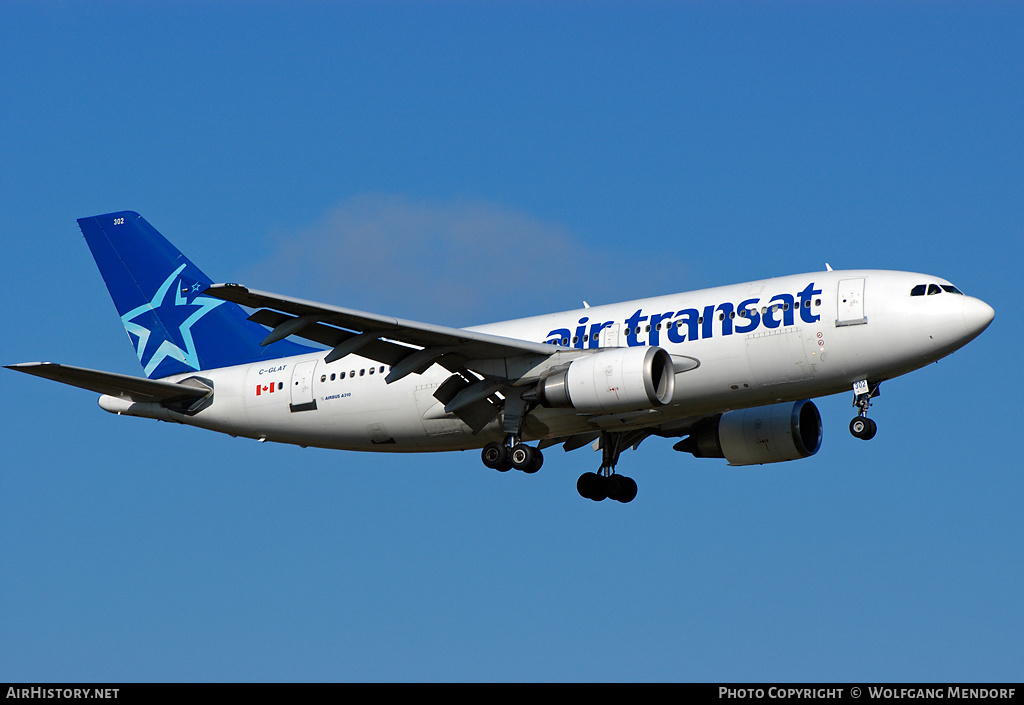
xmin=2 ymin=1 xmax=1021 ymax=682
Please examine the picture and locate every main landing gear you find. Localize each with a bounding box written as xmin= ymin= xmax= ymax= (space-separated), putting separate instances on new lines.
xmin=577 ymin=432 xmax=638 ymax=503
xmin=479 ymin=393 xmax=637 ymax=503
xmin=481 ymin=437 xmax=544 ymax=474
xmin=577 ymin=472 xmax=637 ymax=503
xmin=850 ymin=379 xmax=880 ymax=441
xmin=481 ymin=390 xmax=545 ymax=474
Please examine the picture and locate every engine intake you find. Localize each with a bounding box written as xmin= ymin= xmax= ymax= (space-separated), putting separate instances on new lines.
xmin=675 ymin=399 xmax=822 ymax=465
xmin=538 ymin=346 xmax=675 ymax=414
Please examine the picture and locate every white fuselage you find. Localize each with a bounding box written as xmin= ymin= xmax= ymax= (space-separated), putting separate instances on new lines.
xmin=100 ymin=270 xmax=993 ymax=452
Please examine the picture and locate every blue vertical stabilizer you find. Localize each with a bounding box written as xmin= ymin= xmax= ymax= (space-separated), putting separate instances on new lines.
xmin=78 ymin=211 xmax=315 ymax=379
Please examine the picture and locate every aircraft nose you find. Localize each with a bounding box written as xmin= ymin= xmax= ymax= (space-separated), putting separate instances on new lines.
xmin=963 ymin=296 xmax=995 ymax=338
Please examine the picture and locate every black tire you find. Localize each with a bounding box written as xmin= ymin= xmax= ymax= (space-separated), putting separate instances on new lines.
xmin=577 ymin=472 xmax=606 ymax=501
xmin=510 ymin=444 xmax=534 ymax=472
xmin=606 ymin=474 xmax=623 ymax=500
xmin=481 ymin=442 xmax=508 ymax=469
xmin=862 ymin=417 xmax=877 ymax=440
xmin=615 ymin=476 xmax=638 ymax=504
xmin=850 ymin=417 xmax=877 ymax=441
xmin=525 ymin=447 xmax=543 ymax=474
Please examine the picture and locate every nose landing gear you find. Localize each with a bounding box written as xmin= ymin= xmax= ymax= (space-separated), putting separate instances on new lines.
xmin=850 ymin=379 xmax=880 ymax=440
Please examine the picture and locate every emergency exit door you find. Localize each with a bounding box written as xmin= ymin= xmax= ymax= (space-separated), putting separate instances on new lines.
xmin=289 ymin=359 xmax=318 ymax=412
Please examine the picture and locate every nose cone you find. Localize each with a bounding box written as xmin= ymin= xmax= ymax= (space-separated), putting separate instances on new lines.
xmin=963 ymin=296 xmax=995 ymax=339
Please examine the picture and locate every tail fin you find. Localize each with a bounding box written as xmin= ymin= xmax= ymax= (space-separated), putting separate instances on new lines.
xmin=79 ymin=211 xmax=315 ymax=379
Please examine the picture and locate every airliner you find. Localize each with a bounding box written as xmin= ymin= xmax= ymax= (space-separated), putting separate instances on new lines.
xmin=7 ymin=211 xmax=994 ymax=503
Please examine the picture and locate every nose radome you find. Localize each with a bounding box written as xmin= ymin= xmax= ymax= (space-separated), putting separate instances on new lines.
xmin=963 ymin=296 xmax=995 ymax=337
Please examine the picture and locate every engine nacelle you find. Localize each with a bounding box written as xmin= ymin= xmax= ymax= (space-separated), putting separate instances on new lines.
xmin=538 ymin=346 xmax=675 ymax=414
xmin=676 ymin=399 xmax=822 ymax=465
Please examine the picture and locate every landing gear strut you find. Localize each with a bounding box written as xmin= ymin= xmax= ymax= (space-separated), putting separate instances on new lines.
xmin=577 ymin=432 xmax=638 ymax=503
xmin=850 ymin=379 xmax=880 ymax=440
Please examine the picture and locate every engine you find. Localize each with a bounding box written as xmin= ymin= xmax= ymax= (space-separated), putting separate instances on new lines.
xmin=537 ymin=346 xmax=675 ymax=414
xmin=675 ymin=399 xmax=822 ymax=465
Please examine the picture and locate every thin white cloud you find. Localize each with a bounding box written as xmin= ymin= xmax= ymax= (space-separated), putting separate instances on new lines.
xmin=245 ymin=194 xmax=692 ymax=326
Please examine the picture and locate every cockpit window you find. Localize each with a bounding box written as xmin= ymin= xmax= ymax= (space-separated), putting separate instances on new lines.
xmin=912 ymin=283 xmax=965 ymax=297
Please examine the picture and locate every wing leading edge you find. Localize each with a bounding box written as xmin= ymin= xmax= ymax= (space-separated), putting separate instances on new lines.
xmin=205 ymin=283 xmax=583 ymax=433
xmin=205 ymin=283 xmax=569 ymax=380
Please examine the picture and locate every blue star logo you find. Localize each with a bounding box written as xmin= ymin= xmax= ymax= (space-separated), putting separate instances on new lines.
xmin=121 ymin=264 xmax=226 ymax=377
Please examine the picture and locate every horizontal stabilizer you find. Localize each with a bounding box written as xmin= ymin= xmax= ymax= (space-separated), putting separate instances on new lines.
xmin=5 ymin=362 xmax=209 ymax=403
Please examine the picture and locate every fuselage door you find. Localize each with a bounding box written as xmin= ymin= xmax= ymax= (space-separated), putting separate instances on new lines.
xmin=600 ymin=323 xmax=620 ymax=348
xmin=836 ymin=278 xmax=867 ymax=327
xmin=289 ymin=358 xmax=318 ymax=412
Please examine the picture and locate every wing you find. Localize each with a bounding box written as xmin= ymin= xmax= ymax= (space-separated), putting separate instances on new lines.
xmin=205 ymin=283 xmax=579 ymax=433
xmin=6 ymin=362 xmax=210 ymax=403
xmin=205 ymin=283 xmax=562 ymax=369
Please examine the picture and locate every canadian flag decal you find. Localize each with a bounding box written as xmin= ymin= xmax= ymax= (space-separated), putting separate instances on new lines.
xmin=256 ymin=383 xmax=276 ymax=396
